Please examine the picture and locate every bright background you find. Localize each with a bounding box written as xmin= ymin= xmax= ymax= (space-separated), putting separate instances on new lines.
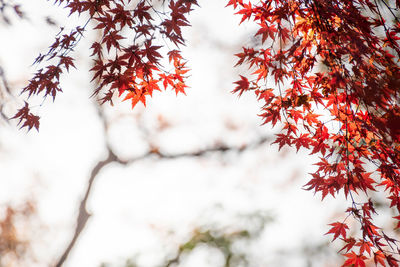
xmin=0 ymin=1 xmax=348 ymax=266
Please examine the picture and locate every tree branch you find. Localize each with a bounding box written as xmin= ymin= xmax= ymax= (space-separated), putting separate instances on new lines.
xmin=114 ymin=135 xmax=271 ymax=165
xmin=54 ymin=105 xmax=271 ymax=267
xmin=54 ymin=147 xmax=117 ymax=267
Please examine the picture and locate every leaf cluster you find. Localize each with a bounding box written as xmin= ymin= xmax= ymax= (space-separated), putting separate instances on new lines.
xmin=229 ymin=0 xmax=400 ymax=266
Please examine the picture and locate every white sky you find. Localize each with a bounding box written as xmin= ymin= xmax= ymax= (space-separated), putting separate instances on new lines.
xmin=0 ymin=1 xmax=351 ymax=267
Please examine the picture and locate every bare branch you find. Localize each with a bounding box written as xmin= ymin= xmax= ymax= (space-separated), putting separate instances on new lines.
xmin=54 ymin=117 xmax=270 ymax=267
xmin=114 ymin=135 xmax=271 ymax=165
xmin=55 ymin=147 xmax=117 ymax=267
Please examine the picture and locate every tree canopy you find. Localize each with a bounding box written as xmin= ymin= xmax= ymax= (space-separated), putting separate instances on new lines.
xmin=7 ymin=0 xmax=400 ymax=266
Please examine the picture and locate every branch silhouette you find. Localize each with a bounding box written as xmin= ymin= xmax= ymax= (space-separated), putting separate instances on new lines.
xmin=54 ymin=103 xmax=270 ymax=267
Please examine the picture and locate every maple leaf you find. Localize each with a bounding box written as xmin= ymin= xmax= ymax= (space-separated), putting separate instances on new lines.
xmin=253 ymin=64 xmax=268 ymax=82
xmin=172 ymin=81 xmax=187 ymax=95
xmin=386 ymin=255 xmax=399 ymax=267
xmin=326 ymin=222 xmax=348 ymax=241
xmin=236 ymin=2 xmax=252 ymax=24
xmin=143 ymin=79 xmax=161 ymax=97
xmin=90 ymin=42 xmax=103 ymax=58
xmin=374 ymin=251 xmax=386 ymax=267
xmin=226 ymin=0 xmax=243 ymax=8
xmin=357 ymin=241 xmax=373 ymax=256
xmin=233 ymin=75 xmax=249 ymax=96
xmin=255 ymin=22 xmax=277 ymax=44
xmin=99 ymin=90 xmax=114 ymax=105
xmin=159 ymin=73 xmax=174 ymax=90
xmin=143 ymin=41 xmax=162 ymax=64
xmin=342 ymin=252 xmax=367 ymax=267
xmin=59 ymin=56 xmax=75 ymax=72
xmin=339 ymin=238 xmax=356 ymax=253
xmin=102 ymin=30 xmax=125 ymax=52
xmin=293 ymin=133 xmax=310 ymax=152
xmin=272 ymin=133 xmax=292 ymax=151
xmin=12 ymin=102 xmax=40 ymax=131
xmin=133 ymin=2 xmax=152 ymax=23
xmin=168 ymin=50 xmax=182 ymax=63
xmin=123 ymin=89 xmax=147 ymax=109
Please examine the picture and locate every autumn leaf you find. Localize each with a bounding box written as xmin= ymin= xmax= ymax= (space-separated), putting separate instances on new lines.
xmin=233 ymin=75 xmax=249 ymax=96
xmin=374 ymin=251 xmax=386 ymax=267
xmin=342 ymin=252 xmax=367 ymax=267
xmin=325 ymin=222 xmax=348 ymax=241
